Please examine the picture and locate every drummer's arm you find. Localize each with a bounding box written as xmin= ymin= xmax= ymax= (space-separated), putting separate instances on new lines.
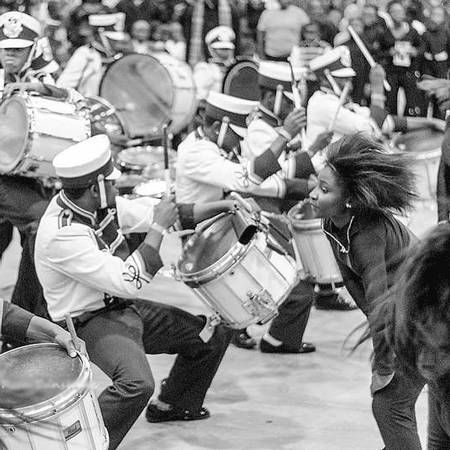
xmin=177 ymin=201 xmax=237 ymax=229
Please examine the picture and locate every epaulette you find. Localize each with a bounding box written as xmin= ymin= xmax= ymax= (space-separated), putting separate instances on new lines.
xmin=58 ymin=208 xmax=73 ymax=229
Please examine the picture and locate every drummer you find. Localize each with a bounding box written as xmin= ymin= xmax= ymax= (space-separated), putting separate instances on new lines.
xmin=57 ymin=13 xmax=127 ymax=97
xmin=0 ymin=11 xmax=78 ymax=323
xmin=306 ymin=46 xmax=445 ymax=150
xmin=193 ymin=26 xmax=236 ymax=102
xmin=34 ymin=135 xmax=234 ymax=450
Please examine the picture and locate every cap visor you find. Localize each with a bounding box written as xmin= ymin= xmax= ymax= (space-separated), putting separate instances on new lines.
xmin=0 ymin=39 xmax=34 ymax=49
xmin=283 ymin=92 xmax=294 ymax=102
xmin=229 ymin=124 xmax=247 ymax=138
xmin=331 ymin=68 xmax=356 ymax=77
xmin=211 ymin=43 xmax=235 ymax=50
xmin=105 ymin=167 xmax=122 ymax=181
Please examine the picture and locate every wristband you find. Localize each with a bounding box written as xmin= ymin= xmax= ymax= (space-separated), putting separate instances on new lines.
xmin=150 ymin=223 xmax=168 ymax=236
xmin=278 ymin=128 xmax=292 ymax=142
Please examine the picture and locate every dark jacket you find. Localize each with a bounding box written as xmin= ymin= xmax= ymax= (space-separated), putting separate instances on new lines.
xmin=437 ymin=115 xmax=450 ymax=222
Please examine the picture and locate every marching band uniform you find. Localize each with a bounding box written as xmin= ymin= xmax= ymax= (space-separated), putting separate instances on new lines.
xmin=0 ymin=12 xmax=63 ymax=320
xmin=57 ymin=13 xmax=126 ymax=97
xmin=306 ymin=47 xmax=408 ymax=149
xmin=35 ymin=135 xmax=231 ymax=450
xmin=244 ymin=62 xmax=317 ymax=353
xmin=193 ymin=26 xmax=236 ymax=101
xmin=176 ymin=92 xmax=297 ymax=204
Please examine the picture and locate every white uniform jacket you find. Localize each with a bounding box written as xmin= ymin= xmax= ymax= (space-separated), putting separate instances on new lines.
xmin=176 ymin=128 xmax=286 ymax=203
xmin=57 ymin=45 xmax=103 ymax=97
xmin=35 ymin=192 xmax=164 ymax=322
xmin=245 ymin=105 xmax=315 ymax=180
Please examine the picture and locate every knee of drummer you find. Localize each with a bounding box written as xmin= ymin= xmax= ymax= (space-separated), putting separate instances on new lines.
xmin=115 ymin=376 xmax=155 ymax=407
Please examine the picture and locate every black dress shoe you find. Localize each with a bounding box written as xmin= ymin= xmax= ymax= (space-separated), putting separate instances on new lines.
xmin=260 ymin=339 xmax=316 ymax=354
xmin=146 ymin=404 xmax=210 ymax=423
xmin=231 ymin=329 xmax=257 ymax=349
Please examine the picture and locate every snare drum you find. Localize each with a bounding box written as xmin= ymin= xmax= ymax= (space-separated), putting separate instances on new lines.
xmin=0 ymin=343 xmax=108 ymax=449
xmin=133 ymin=179 xmax=168 ymax=199
xmin=100 ymin=53 xmax=197 ymax=138
xmin=0 ymin=94 xmax=91 ymax=178
xmin=288 ymin=202 xmax=343 ymax=290
xmin=392 ymin=128 xmax=443 ymax=201
xmin=177 ymin=212 xmax=298 ymax=329
xmin=222 ymin=58 xmax=259 ymax=101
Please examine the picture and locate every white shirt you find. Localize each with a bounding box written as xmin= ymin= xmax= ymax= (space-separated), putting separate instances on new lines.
xmin=193 ymin=61 xmax=224 ymax=100
xmin=175 ymin=130 xmax=285 ymax=203
xmin=35 ymin=194 xmax=162 ymax=322
xmin=57 ymin=45 xmax=103 ymax=97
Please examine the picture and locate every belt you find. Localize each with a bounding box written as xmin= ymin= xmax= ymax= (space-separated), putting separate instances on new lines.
xmin=55 ymin=297 xmax=131 ymax=329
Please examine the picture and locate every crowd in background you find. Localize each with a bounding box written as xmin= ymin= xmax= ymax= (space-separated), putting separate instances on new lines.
xmin=0 ymin=0 xmax=449 ymax=117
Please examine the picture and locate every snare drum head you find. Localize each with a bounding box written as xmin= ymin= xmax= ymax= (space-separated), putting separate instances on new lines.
xmin=0 ymin=95 xmax=28 ymax=173
xmin=133 ymin=179 xmax=166 ymax=198
xmin=0 ymin=344 xmax=82 ymax=408
xmin=393 ymin=128 xmax=444 ymax=155
xmin=118 ymin=146 xmax=177 ymax=177
xmin=179 ymin=214 xmax=239 ymax=273
xmin=100 ymin=54 xmax=173 ymax=138
xmin=222 ymin=59 xmax=259 ymax=100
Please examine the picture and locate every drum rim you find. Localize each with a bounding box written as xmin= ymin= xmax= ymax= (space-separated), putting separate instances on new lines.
xmin=0 ymin=343 xmax=91 ymax=423
xmin=99 ymin=53 xmax=175 ymax=138
xmin=222 ymin=58 xmax=259 ymax=95
xmin=0 ymin=94 xmax=30 ymax=173
xmin=177 ymin=232 xmax=257 ymax=285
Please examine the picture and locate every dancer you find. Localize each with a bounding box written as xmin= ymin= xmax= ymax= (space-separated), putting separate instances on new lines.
xmin=309 ymin=133 xmax=425 ymax=449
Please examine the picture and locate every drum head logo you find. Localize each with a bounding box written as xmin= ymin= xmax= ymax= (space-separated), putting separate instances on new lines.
xmin=3 ymin=17 xmax=23 ymax=39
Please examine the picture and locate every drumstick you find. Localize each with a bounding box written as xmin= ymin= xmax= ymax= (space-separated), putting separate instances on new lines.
xmin=64 ymin=314 xmax=81 ymax=354
xmin=287 ymin=59 xmax=307 ymax=145
xmin=162 ymin=123 xmax=171 ymax=197
xmin=347 ymin=25 xmax=391 ymax=92
xmin=328 ymin=81 xmax=351 ymax=132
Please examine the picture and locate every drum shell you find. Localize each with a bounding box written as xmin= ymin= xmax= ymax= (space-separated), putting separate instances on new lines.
xmin=100 ymin=53 xmax=197 ymax=138
xmin=178 ymin=233 xmax=298 ymax=329
xmin=288 ymin=207 xmax=343 ymax=287
xmin=0 ymin=94 xmax=91 ymax=178
xmin=392 ymin=129 xmax=443 ymax=201
xmin=0 ymin=343 xmax=108 ymax=450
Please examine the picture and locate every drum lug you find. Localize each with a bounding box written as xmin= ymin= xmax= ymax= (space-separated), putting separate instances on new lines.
xmin=243 ymin=289 xmax=278 ymax=322
xmin=6 ymin=425 xmax=16 ymax=433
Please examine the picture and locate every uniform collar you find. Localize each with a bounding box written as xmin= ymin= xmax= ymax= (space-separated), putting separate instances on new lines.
xmin=256 ymin=104 xmax=282 ymax=127
xmin=57 ymin=190 xmax=97 ymax=227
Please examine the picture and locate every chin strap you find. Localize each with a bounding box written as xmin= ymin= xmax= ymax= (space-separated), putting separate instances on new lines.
xmin=273 ymin=84 xmax=283 ymax=117
xmin=217 ymin=116 xmax=230 ymax=148
xmin=97 ymin=174 xmax=108 ymax=209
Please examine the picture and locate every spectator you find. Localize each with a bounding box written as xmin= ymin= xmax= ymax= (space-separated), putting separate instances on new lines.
xmin=379 ymin=0 xmax=425 ymax=116
xmin=116 ymin=0 xmax=152 ymax=33
xmin=422 ymin=5 xmax=450 ymax=79
xmin=256 ymin=0 xmax=309 ymax=61
xmin=179 ymin=0 xmax=240 ymax=67
xmin=307 ymin=0 xmax=338 ymax=45
xmin=246 ymin=0 xmax=265 ymax=41
xmin=130 ymin=19 xmax=152 ymax=54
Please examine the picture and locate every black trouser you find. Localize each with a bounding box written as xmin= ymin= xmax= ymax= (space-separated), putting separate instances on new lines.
xmin=75 ymin=299 xmax=232 ymax=450
xmin=372 ymin=372 xmax=425 ymax=450
xmin=0 ymin=176 xmax=49 ymax=317
xmin=428 ymin=386 xmax=450 ymax=450
xmin=268 ymin=279 xmax=314 ymax=347
xmin=385 ymin=68 xmax=425 ymax=117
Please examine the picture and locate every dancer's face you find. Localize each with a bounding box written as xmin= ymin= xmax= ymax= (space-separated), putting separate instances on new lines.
xmin=309 ymin=165 xmax=349 ymax=220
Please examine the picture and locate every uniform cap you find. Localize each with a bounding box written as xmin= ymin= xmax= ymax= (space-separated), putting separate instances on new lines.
xmin=0 ymin=12 xmax=41 ymax=49
xmin=309 ymin=46 xmax=356 ymax=78
xmin=205 ymin=92 xmax=257 ymax=137
xmin=53 ymin=135 xmax=121 ymax=188
xmin=205 ymin=26 xmax=235 ymax=50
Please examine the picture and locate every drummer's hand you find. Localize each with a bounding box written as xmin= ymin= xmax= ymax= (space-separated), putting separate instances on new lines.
xmin=153 ymin=198 xmax=178 ymax=229
xmin=53 ymin=329 xmax=85 ymax=358
xmin=3 ymin=81 xmax=46 ymax=98
xmin=307 ymin=174 xmax=318 ymax=192
xmin=428 ymin=118 xmax=446 ymax=132
xmin=283 ymin=107 xmax=306 ymax=138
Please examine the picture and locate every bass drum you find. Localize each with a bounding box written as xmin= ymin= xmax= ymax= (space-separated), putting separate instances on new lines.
xmin=0 ymin=93 xmax=91 ymax=178
xmin=99 ymin=53 xmax=197 ymax=138
xmin=222 ymin=58 xmax=259 ymax=101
